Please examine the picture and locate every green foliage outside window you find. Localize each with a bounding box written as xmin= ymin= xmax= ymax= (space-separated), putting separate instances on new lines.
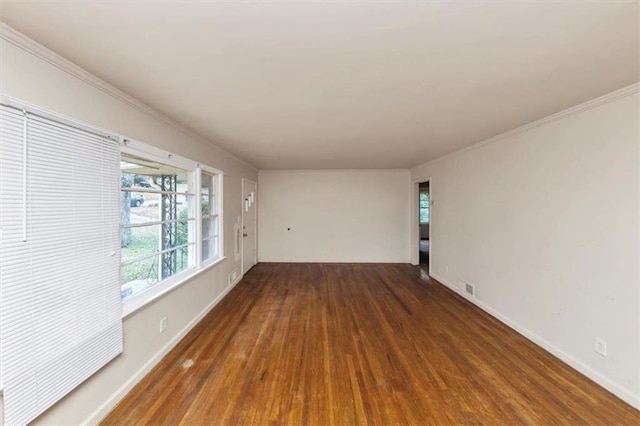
xmin=420 ymin=192 xmax=430 ymax=224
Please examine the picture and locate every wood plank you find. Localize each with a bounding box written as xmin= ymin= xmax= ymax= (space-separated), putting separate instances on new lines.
xmin=102 ymin=263 xmax=640 ymax=425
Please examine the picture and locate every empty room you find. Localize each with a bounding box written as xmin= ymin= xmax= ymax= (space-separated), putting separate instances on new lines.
xmin=0 ymin=1 xmax=639 ymax=424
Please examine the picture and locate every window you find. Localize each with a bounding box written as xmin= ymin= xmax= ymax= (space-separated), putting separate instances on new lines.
xmin=120 ymin=153 xmax=196 ymax=300
xmin=420 ymin=191 xmax=430 ymax=224
xmin=119 ymin=142 xmax=223 ymax=312
xmin=201 ymin=171 xmax=220 ymax=263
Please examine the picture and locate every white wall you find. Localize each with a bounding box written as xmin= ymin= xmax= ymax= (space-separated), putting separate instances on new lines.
xmin=259 ymin=170 xmax=411 ymax=262
xmin=0 ymin=34 xmax=257 ymax=424
xmin=412 ymin=86 xmax=640 ymax=408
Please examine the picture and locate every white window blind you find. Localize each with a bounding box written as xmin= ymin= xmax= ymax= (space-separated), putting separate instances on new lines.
xmin=0 ymin=104 xmax=123 ymax=425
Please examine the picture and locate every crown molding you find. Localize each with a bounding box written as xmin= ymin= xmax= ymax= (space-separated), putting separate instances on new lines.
xmin=416 ymin=81 xmax=640 ymax=168
xmin=258 ymin=169 xmax=409 ymax=173
xmin=0 ymin=22 xmax=258 ymax=171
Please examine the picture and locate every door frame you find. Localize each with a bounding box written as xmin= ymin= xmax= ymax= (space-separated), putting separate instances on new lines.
xmin=411 ymin=176 xmax=431 ymax=270
xmin=241 ymin=178 xmax=258 ymax=276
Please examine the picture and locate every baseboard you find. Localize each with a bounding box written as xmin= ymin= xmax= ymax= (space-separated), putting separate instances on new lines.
xmin=83 ymin=282 xmax=239 ymax=425
xmin=429 ymin=272 xmax=640 ymax=410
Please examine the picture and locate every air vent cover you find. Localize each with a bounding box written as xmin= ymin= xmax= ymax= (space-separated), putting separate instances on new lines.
xmin=464 ymin=282 xmax=475 ymax=297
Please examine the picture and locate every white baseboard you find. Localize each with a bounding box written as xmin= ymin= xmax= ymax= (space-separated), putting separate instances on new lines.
xmin=429 ymin=272 xmax=640 ymax=410
xmin=83 ymin=281 xmax=240 ymax=425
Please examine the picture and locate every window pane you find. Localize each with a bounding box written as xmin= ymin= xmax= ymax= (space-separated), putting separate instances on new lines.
xmin=121 ymin=153 xmax=195 ymax=301
xmin=201 ymin=173 xmax=215 ymax=214
xmin=169 ymin=245 xmax=193 ymax=277
xmin=175 ymin=219 xmax=193 ymax=248
xmin=122 ymin=191 xmax=161 ymax=224
xmin=121 ymin=257 xmax=160 ymax=300
xmin=201 ymin=173 xmax=212 ymax=194
xmin=202 ymin=236 xmax=218 ymax=261
xmin=177 ymin=193 xmax=193 ymax=215
xmin=202 ymin=237 xmax=211 ymax=261
xmin=201 ymin=216 xmax=218 ymax=240
xmin=201 ymin=194 xmax=210 ymax=215
xmin=202 ymin=218 xmax=211 ymax=240
xmin=121 ymin=225 xmax=160 ymax=264
xmin=176 ymin=196 xmax=194 ymax=221
xmin=157 ymin=239 xmax=194 ymax=281
xmin=163 ymin=219 xmax=194 ymax=277
xmin=202 ymin=216 xmax=219 ymax=262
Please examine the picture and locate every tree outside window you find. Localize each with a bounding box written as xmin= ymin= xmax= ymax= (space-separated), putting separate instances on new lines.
xmin=420 ymin=192 xmax=430 ymax=224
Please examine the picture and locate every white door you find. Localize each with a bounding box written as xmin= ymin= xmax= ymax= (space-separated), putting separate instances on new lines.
xmin=242 ymin=179 xmax=257 ymax=275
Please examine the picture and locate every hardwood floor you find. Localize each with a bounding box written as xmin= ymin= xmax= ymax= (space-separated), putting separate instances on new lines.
xmin=102 ymin=263 xmax=640 ymax=425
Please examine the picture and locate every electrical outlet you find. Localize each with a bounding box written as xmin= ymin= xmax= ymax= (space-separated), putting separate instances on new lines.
xmin=594 ymin=338 xmax=607 ymax=357
xmin=445 ymin=264 xmax=449 ymax=273
xmin=160 ymin=317 xmax=167 ymax=333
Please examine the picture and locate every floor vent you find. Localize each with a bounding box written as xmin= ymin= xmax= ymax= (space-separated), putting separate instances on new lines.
xmin=464 ymin=282 xmax=475 ymax=298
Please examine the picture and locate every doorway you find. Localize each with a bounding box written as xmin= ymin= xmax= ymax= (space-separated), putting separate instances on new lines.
xmin=418 ymin=182 xmax=430 ymax=269
xmin=241 ymin=178 xmax=257 ymax=275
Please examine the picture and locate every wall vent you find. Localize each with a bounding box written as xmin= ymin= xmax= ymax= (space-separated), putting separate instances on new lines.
xmin=463 ymin=281 xmax=475 ymax=298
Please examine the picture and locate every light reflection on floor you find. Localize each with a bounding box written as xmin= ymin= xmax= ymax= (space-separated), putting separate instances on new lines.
xmin=418 ymin=265 xmax=430 ymax=281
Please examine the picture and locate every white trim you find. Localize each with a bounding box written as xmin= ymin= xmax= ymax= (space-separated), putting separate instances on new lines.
xmin=416 ymin=82 xmax=640 ymax=169
xmin=259 ymin=169 xmax=407 ymax=174
xmin=0 ymin=22 xmax=258 ymax=172
xmin=195 ymin=165 xmax=203 ymax=268
xmin=200 ymin=163 xmax=224 ymax=178
xmin=121 ymin=139 xmax=197 ymax=171
xmin=218 ymin=173 xmax=225 ymax=261
xmin=82 ymin=272 xmax=243 ymax=425
xmin=429 ymin=271 xmax=640 ymax=410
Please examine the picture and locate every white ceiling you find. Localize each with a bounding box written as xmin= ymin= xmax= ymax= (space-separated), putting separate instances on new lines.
xmin=1 ymin=1 xmax=638 ymax=169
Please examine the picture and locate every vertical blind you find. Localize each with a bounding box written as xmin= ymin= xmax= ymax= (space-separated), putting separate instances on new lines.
xmin=0 ymin=104 xmax=123 ymax=425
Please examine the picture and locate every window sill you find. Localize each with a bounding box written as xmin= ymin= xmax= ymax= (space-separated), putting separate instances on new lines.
xmin=122 ymin=256 xmax=227 ymax=319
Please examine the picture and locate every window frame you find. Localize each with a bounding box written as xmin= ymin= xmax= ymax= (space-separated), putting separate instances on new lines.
xmin=120 ymin=153 xmax=197 ymax=299
xmin=120 ymin=140 xmax=225 ymax=318
xmin=199 ymin=168 xmax=224 ymax=267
